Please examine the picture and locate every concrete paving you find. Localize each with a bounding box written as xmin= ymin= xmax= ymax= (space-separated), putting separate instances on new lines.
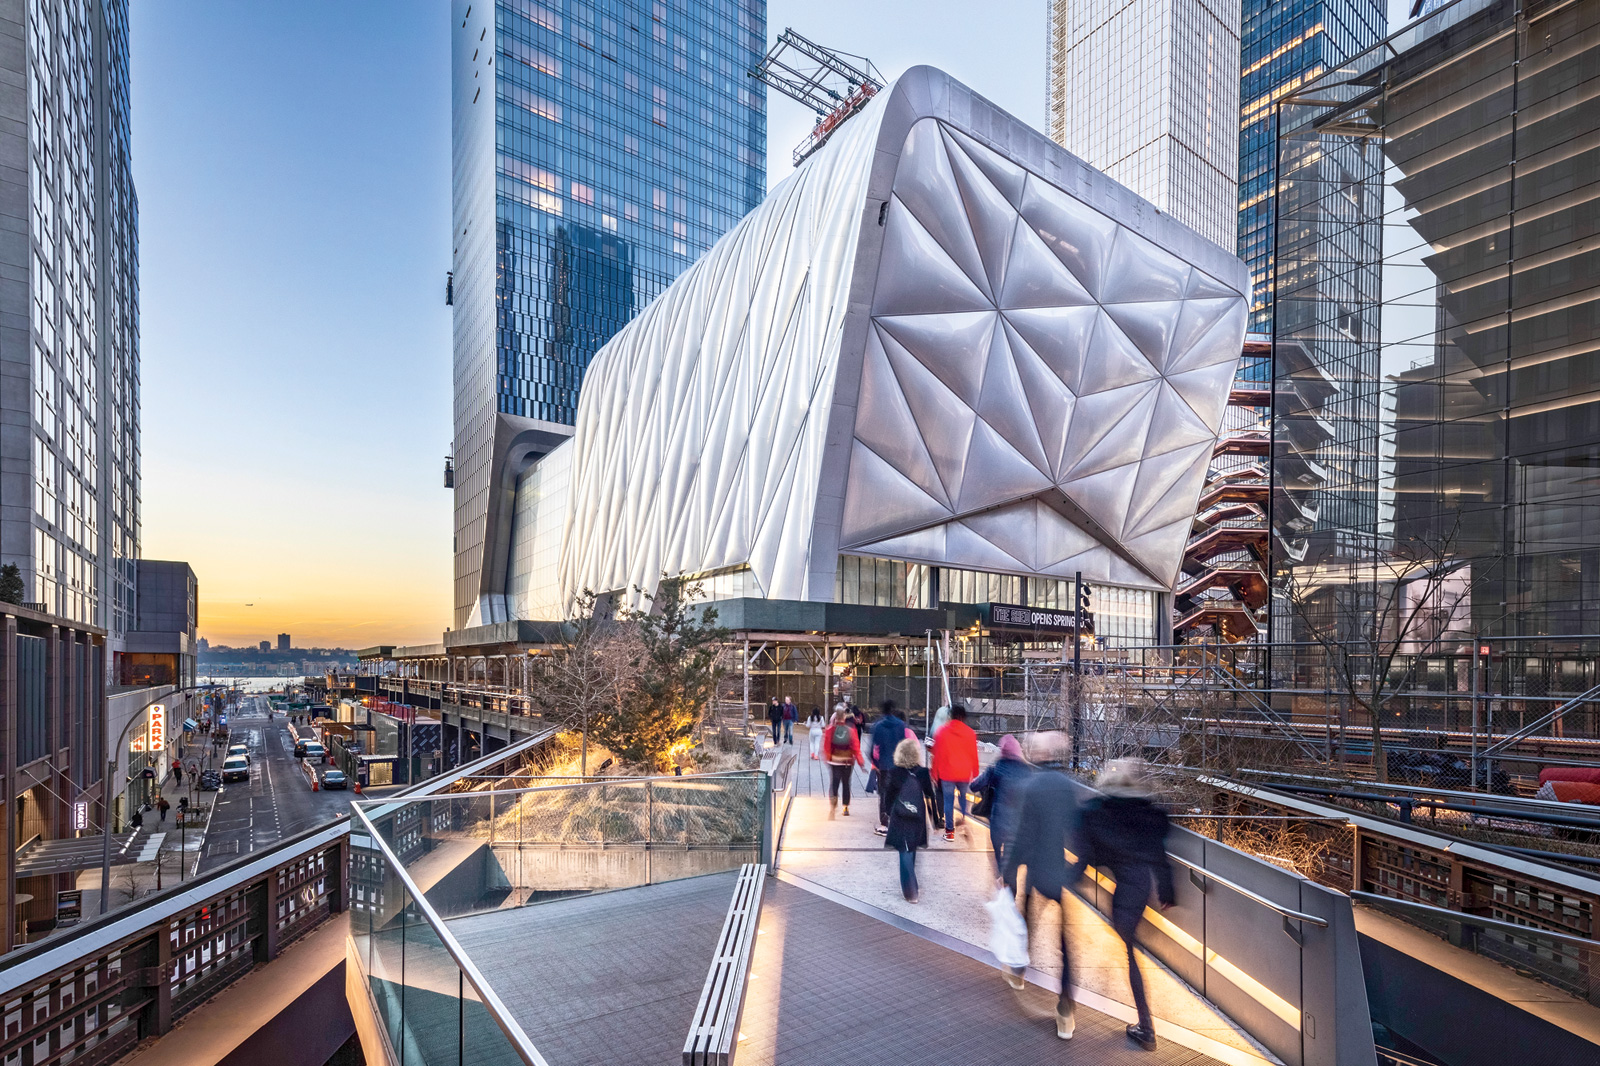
xmin=773 ymin=733 xmax=1277 ymax=1064
xmin=447 ymin=872 xmax=740 ymax=1065
xmin=742 ymin=877 xmax=1227 ymax=1065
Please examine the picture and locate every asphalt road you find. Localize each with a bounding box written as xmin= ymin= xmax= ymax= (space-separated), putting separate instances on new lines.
xmin=195 ymin=695 xmax=355 ymax=874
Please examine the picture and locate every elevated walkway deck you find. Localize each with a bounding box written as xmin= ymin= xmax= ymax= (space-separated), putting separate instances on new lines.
xmin=777 ymin=749 xmax=1277 ymax=1064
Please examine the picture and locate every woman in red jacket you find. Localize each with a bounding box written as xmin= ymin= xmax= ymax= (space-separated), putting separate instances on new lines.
xmin=822 ymin=707 xmax=865 ymax=818
xmin=931 ymin=705 xmax=980 ymax=842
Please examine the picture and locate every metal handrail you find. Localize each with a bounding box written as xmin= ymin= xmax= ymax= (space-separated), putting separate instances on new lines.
xmin=350 ymin=803 xmax=550 ymax=1066
xmin=1167 ymin=852 xmax=1330 ymax=927
xmin=1350 ymin=890 xmax=1599 ymax=949
xmin=0 ymin=816 xmax=350 ymax=996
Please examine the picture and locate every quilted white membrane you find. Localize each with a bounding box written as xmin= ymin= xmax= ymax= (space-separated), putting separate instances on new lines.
xmin=844 ymin=119 xmax=1247 ymax=589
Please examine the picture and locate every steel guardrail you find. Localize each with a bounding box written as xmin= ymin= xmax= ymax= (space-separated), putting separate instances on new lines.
xmin=1167 ymin=852 xmax=1330 ymax=928
xmin=350 ymin=803 xmax=550 ymax=1066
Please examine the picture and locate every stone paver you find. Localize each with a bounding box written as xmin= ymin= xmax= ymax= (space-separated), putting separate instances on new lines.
xmin=742 ymin=878 xmax=1224 ymax=1065
xmin=447 ymin=872 xmax=739 ymax=1065
xmin=776 ymin=753 xmax=1276 ymax=1063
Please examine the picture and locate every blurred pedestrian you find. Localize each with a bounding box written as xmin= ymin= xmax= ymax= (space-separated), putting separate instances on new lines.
xmin=1066 ymin=759 xmax=1175 ymax=1052
xmin=870 ymin=701 xmax=910 ymax=834
xmin=883 ymin=737 xmax=941 ymax=902
xmin=1001 ymin=732 xmax=1079 ymax=1040
xmin=765 ymin=698 xmax=783 ymax=747
xmin=156 ymin=795 xmax=171 ymax=824
xmin=171 ymin=760 xmax=184 ymax=787
xmin=971 ymin=734 xmax=1031 ymax=879
xmin=822 ymin=707 xmax=865 ymax=818
xmin=932 ymin=705 xmax=980 ymax=842
xmin=806 ymin=707 xmax=825 ymax=760
xmin=781 ymin=696 xmax=797 ymax=744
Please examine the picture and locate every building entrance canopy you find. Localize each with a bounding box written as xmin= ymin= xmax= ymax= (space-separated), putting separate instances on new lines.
xmin=14 ymin=832 xmax=164 ymax=878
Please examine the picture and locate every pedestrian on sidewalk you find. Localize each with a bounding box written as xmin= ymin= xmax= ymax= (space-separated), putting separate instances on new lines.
xmin=806 ymin=707 xmax=825 ymax=760
xmin=781 ymin=696 xmax=797 ymax=745
xmin=157 ymin=795 xmax=171 ymax=823
xmin=971 ymin=734 xmax=1031 ymax=878
xmin=822 ymin=706 xmax=864 ymax=818
xmin=883 ymin=737 xmax=941 ymax=903
xmin=172 ymin=760 xmax=184 ymax=787
xmin=765 ymin=698 xmax=783 ymax=748
xmin=932 ymin=704 xmax=980 ymax=842
xmin=130 ymin=807 xmax=144 ymax=832
xmin=1001 ymin=731 xmax=1080 ymax=1041
xmin=869 ymin=701 xmax=910 ymax=835
xmin=1067 ymin=758 xmax=1175 ymax=1052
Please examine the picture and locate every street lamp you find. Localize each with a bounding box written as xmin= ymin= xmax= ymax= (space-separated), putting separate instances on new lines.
xmin=99 ymin=683 xmax=218 ymax=915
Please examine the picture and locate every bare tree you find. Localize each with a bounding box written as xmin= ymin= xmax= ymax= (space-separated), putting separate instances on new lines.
xmin=1282 ymin=519 xmax=1474 ymax=781
xmin=525 ymin=590 xmax=639 ymax=775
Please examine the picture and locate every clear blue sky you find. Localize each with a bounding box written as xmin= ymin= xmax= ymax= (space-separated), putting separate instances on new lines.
xmin=130 ymin=0 xmax=1047 ymax=647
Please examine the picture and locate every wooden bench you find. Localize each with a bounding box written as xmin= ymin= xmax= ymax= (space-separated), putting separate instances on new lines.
xmin=683 ymin=863 xmax=767 ymax=1066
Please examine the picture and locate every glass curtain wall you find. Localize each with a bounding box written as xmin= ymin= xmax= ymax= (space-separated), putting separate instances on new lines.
xmin=1276 ymin=0 xmax=1600 ymax=643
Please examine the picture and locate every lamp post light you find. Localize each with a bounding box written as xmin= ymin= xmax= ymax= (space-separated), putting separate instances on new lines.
xmin=99 ymin=683 xmax=216 ymax=915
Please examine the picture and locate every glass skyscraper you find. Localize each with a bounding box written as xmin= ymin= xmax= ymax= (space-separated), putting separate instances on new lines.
xmin=451 ymin=0 xmax=766 ymax=628
xmin=0 ymin=0 xmax=140 ymax=648
xmin=1236 ymin=0 xmax=1385 ymax=329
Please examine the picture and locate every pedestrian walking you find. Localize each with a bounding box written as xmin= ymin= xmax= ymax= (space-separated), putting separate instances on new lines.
xmin=1066 ymin=759 xmax=1175 ymax=1051
xmin=781 ymin=696 xmax=797 ymax=745
xmin=822 ymin=707 xmax=865 ymax=817
xmin=806 ymin=707 xmax=825 ymax=760
xmin=1000 ymin=732 xmax=1080 ymax=1040
xmin=971 ymin=734 xmax=1031 ymax=878
xmin=883 ymin=737 xmax=941 ymax=902
xmin=172 ymin=760 xmax=184 ymax=787
xmin=157 ymin=795 xmax=171 ymax=823
xmin=931 ymin=704 xmax=980 ymax=842
xmin=869 ymin=701 xmax=910 ymax=834
xmin=765 ymin=698 xmax=783 ymax=747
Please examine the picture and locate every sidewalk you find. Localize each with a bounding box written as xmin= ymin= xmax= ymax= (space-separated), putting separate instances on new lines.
xmin=773 ymin=732 xmax=1277 ymax=1064
xmin=74 ymin=757 xmax=218 ymax=917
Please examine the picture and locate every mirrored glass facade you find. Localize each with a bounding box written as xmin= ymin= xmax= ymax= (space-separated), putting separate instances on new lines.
xmin=0 ymin=0 xmax=139 ymax=641
xmin=451 ymin=0 xmax=766 ymax=627
xmin=1237 ymin=0 xmax=1384 ymax=327
xmin=493 ymin=0 xmax=765 ymax=424
xmin=1276 ymin=0 xmax=1600 ymax=637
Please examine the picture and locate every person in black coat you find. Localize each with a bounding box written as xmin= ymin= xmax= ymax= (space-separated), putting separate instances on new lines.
xmin=882 ymin=737 xmax=941 ymax=903
xmin=765 ymin=698 xmax=783 ymax=747
xmin=1000 ymin=732 xmax=1079 ymax=1040
xmin=1066 ymin=759 xmax=1176 ymax=1052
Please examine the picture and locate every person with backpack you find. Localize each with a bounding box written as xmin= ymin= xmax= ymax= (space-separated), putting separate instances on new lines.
xmin=869 ymin=701 xmax=910 ymax=835
xmin=970 ymin=734 xmax=1031 ymax=880
xmin=822 ymin=708 xmax=865 ymax=817
xmin=781 ymin=696 xmax=797 ymax=744
xmin=883 ymin=737 xmax=941 ymax=903
xmin=1066 ymin=759 xmax=1176 ymax=1052
xmin=765 ymin=698 xmax=783 ymax=747
xmin=931 ymin=704 xmax=980 ymax=842
xmin=157 ymin=795 xmax=171 ymax=823
xmin=1001 ymin=732 xmax=1080 ymax=1041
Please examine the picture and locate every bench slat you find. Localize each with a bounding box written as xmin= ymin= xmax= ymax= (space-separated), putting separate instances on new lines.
xmin=684 ymin=864 xmax=767 ymax=1066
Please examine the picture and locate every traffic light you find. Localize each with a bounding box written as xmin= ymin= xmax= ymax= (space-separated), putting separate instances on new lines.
xmin=1077 ymin=581 xmax=1093 ymax=616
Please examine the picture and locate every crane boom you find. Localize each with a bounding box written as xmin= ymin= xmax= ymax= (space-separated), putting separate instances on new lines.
xmin=749 ymin=29 xmax=884 ymax=166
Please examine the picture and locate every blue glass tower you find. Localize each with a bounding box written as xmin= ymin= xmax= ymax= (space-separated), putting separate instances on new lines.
xmin=1236 ymin=0 xmax=1385 ymax=329
xmin=451 ymin=0 xmax=767 ymax=628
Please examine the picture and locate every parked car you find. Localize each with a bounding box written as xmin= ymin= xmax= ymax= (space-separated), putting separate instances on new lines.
xmin=320 ymin=769 xmax=348 ymax=790
xmin=221 ymin=755 xmax=249 ymax=783
xmin=302 ymin=743 xmax=326 ymax=763
xmin=226 ymin=744 xmax=249 ymax=763
xmin=198 ymin=769 xmax=222 ymax=791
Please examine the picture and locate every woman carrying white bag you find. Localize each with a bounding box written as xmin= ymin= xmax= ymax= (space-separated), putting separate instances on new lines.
xmin=996 ymin=732 xmax=1080 ymax=1041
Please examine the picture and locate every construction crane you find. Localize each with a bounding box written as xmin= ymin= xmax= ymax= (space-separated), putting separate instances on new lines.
xmin=750 ymin=29 xmax=884 ymax=166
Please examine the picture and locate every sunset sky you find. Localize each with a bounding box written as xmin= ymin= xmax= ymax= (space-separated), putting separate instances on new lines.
xmin=131 ymin=0 xmax=1046 ymax=649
